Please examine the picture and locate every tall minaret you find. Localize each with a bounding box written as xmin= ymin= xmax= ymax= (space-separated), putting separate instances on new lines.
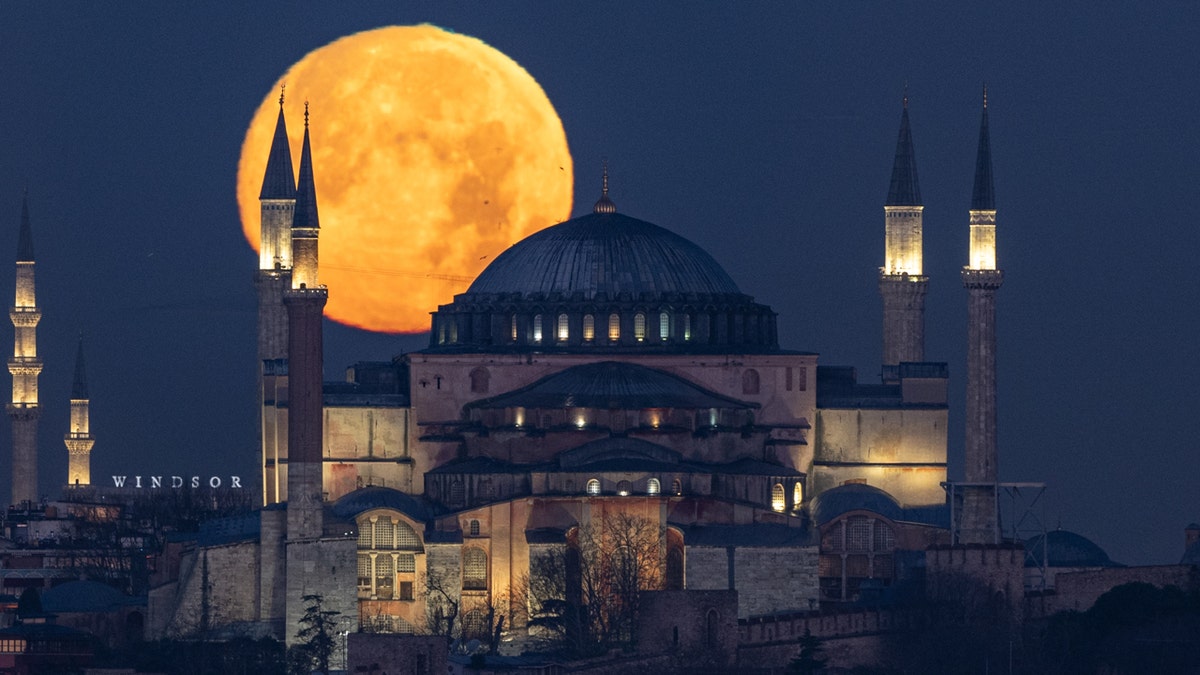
xmin=8 ymin=195 xmax=42 ymax=505
xmin=258 ymin=86 xmax=296 ymax=505
xmin=65 ymin=336 xmax=94 ymax=487
xmin=960 ymin=87 xmax=1004 ymax=545
xmin=284 ymin=103 xmax=328 ymax=541
xmin=879 ymin=92 xmax=928 ymax=372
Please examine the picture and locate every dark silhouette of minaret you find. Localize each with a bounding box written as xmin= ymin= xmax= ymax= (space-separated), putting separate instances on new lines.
xmin=960 ymin=87 xmax=1004 ymax=544
xmin=879 ymin=92 xmax=928 ymax=373
xmin=9 ymin=194 xmax=41 ymax=505
xmin=257 ymin=86 xmax=296 ymax=506
xmin=65 ymin=336 xmax=94 ymax=487
xmin=284 ymin=102 xmax=327 ymax=542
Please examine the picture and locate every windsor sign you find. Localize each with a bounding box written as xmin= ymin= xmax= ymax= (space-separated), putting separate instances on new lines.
xmin=111 ymin=475 xmax=244 ymax=489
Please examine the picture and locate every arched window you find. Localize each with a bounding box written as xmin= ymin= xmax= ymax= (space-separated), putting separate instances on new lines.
xmin=449 ymin=480 xmax=465 ymax=506
xmin=634 ymin=312 xmax=646 ymax=341
xmin=793 ymin=483 xmax=803 ymax=509
xmin=683 ymin=314 xmax=692 ymax=341
xmin=608 ymin=313 xmax=621 ymax=340
xmin=557 ymin=313 xmax=569 ymax=341
xmin=375 ymin=516 xmax=394 ymax=548
xmin=479 ymin=478 xmax=495 ymax=500
xmin=659 ymin=312 xmax=670 ymax=340
xmin=820 ymin=515 xmax=897 ymax=602
xmin=532 ymin=315 xmax=543 ymax=343
xmin=583 ymin=314 xmax=595 ymax=341
xmin=617 ymin=480 xmax=631 ymax=496
xmin=666 ymin=548 xmax=684 ymax=590
xmin=463 ymin=547 xmax=488 ymax=590
xmin=771 ymin=483 xmax=785 ymax=512
xmin=742 ymin=369 xmax=760 ymax=395
xmin=462 ymin=609 xmax=488 ymax=641
xmin=357 ymin=521 xmax=373 ymax=548
xmin=647 ymin=478 xmax=661 ymax=495
xmin=586 ymin=478 xmax=601 ymax=495
xmin=510 ymin=314 xmax=518 ymax=342
xmin=448 ymin=320 xmax=458 ymax=343
xmin=671 ymin=478 xmax=682 ymax=495
xmin=705 ymin=609 xmax=720 ymax=646
xmin=470 ymin=367 xmax=490 ymax=394
xmin=469 ymin=519 xmax=480 ymax=536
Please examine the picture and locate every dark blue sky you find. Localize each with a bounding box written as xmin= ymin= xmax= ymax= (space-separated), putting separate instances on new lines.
xmin=1 ymin=3 xmax=1196 ymax=565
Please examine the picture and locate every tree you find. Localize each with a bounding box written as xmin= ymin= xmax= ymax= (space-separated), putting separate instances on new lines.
xmin=786 ymin=628 xmax=826 ymax=674
xmin=16 ymin=587 xmax=41 ymax=617
xmin=291 ymin=594 xmax=340 ymax=675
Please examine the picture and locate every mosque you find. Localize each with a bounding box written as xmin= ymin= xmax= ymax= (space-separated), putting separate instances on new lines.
xmin=5 ymin=91 xmax=1013 ymax=643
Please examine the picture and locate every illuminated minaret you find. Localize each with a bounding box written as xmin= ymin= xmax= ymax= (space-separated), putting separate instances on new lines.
xmin=960 ymin=87 xmax=1004 ymax=544
xmin=284 ymin=103 xmax=327 ymax=541
xmin=65 ymin=336 xmax=94 ymax=487
xmin=257 ymin=86 xmax=296 ymax=505
xmin=8 ymin=193 xmax=41 ymax=505
xmin=879 ymin=92 xmax=928 ymax=372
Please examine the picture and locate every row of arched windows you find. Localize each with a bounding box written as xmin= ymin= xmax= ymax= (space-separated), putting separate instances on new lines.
xmin=585 ymin=477 xmax=680 ymax=496
xmin=770 ymin=483 xmax=804 ymax=512
xmin=515 ymin=311 xmax=690 ymax=344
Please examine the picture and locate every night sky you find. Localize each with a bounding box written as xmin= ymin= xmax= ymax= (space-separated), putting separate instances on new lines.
xmin=1 ymin=3 xmax=1196 ymax=566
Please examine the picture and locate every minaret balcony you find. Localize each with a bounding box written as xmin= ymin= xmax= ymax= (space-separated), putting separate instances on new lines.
xmin=7 ymin=357 xmax=42 ymax=376
xmin=961 ymin=268 xmax=1004 ymax=289
xmin=9 ymin=308 xmax=40 ymax=327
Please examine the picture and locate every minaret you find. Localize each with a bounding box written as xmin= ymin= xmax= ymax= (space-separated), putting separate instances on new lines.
xmin=960 ymin=86 xmax=1004 ymax=544
xmin=8 ymin=194 xmax=41 ymax=505
xmin=879 ymin=92 xmax=928 ymax=373
xmin=65 ymin=336 xmax=94 ymax=487
xmin=258 ymin=86 xmax=296 ymax=505
xmin=284 ymin=102 xmax=328 ymax=541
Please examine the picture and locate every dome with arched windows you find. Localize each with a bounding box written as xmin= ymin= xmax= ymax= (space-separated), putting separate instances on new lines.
xmin=428 ymin=207 xmax=779 ymax=353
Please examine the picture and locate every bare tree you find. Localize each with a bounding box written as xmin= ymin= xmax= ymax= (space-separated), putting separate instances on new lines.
xmin=423 ymin=566 xmax=460 ymax=642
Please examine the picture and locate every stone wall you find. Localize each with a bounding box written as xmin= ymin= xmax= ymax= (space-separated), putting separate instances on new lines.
xmin=637 ymin=590 xmax=738 ymax=668
xmin=284 ymin=536 xmax=358 ymax=644
xmin=153 ymin=540 xmax=262 ymax=638
xmin=685 ymin=544 xmax=819 ymax=617
xmin=1030 ymin=564 xmax=1200 ymax=616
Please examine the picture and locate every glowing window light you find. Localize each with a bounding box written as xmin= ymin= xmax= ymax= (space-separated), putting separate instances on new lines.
xmin=634 ymin=313 xmax=646 ymax=341
xmin=586 ymin=478 xmax=601 ymax=495
xmin=532 ymin=315 xmax=543 ymax=343
xmin=557 ymin=313 xmax=569 ymax=341
xmin=771 ymin=483 xmax=785 ymax=512
xmin=514 ymin=407 xmax=525 ymax=427
xmin=683 ymin=314 xmax=692 ymax=341
xmin=659 ymin=312 xmax=670 ymax=340
xmin=510 ymin=315 xmax=517 ymax=341
xmin=793 ymin=483 xmax=803 ymax=508
xmin=647 ymin=478 xmax=661 ymax=495
xmin=583 ymin=314 xmax=595 ymax=341
xmin=617 ymin=480 xmax=631 ymax=496
xmin=573 ymin=410 xmax=588 ymax=428
xmin=608 ymin=313 xmax=620 ymax=340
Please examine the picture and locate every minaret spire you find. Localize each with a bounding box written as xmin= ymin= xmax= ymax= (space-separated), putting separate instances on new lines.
xmin=879 ymin=91 xmax=928 ymax=374
xmin=9 ymin=192 xmax=42 ymax=505
xmin=65 ymin=334 xmax=94 ymax=487
xmin=256 ymin=88 xmax=298 ymax=506
xmin=593 ymin=160 xmax=617 ymax=214
xmin=960 ymin=87 xmax=1004 ymax=544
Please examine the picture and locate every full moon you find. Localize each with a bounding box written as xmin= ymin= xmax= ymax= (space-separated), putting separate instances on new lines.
xmin=237 ymin=25 xmax=574 ymax=333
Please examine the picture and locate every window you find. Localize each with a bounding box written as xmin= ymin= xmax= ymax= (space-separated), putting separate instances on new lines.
xmin=683 ymin=314 xmax=692 ymax=341
xmin=617 ymin=480 xmax=631 ymax=496
xmin=399 ymin=580 xmax=414 ymax=601
xmin=659 ymin=312 xmax=670 ymax=340
xmin=463 ymin=547 xmax=488 ymax=590
xmin=586 ymin=478 xmax=601 ymax=495
xmin=793 ymin=483 xmax=803 ymax=508
xmin=798 ymin=366 xmax=807 ymax=391
xmin=742 ymin=369 xmax=760 ymax=395
xmin=449 ymin=480 xmax=465 ymax=506
xmin=375 ymin=517 xmax=394 ymax=549
xmin=532 ymin=315 xmax=543 ymax=343
xmin=583 ymin=314 xmax=595 ymax=341
xmin=375 ymin=554 xmax=394 ymax=599
xmin=357 ymin=521 xmax=373 ymax=548
xmin=395 ymin=521 xmax=421 ymax=550
xmin=671 ymin=478 xmax=682 ymax=495
xmin=557 ymin=313 xmax=569 ymax=341
xmin=510 ymin=315 xmax=518 ymax=342
xmin=469 ymin=519 xmax=480 ymax=536
xmin=462 ymin=609 xmax=487 ymax=641
xmin=634 ymin=312 xmax=646 ymax=341
xmin=666 ymin=548 xmax=684 ymax=590
xmin=820 ymin=515 xmax=897 ymax=602
xmin=470 ymin=367 xmax=490 ymax=394
xmin=771 ymin=483 xmax=785 ymax=512
xmin=448 ymin=320 xmax=457 ymax=343
xmin=608 ymin=313 xmax=620 ymax=340
xmin=479 ymin=479 xmax=495 ymax=500
xmin=786 ymin=367 xmax=793 ymax=392
xmin=647 ymin=478 xmax=661 ymax=495
xmin=397 ymin=553 xmax=415 ymax=573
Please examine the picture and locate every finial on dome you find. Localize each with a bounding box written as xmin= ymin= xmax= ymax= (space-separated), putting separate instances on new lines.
xmin=304 ymin=100 xmax=309 ymax=128
xmin=279 ymin=83 xmax=286 ymax=108
xmin=902 ymin=82 xmax=909 ymax=109
xmin=593 ymin=159 xmax=616 ymax=214
xmin=982 ymin=82 xmax=988 ymax=109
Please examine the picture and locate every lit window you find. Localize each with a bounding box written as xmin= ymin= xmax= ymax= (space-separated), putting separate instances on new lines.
xmin=375 ymin=516 xmax=394 ymax=549
xmin=583 ymin=314 xmax=595 ymax=341
xmin=672 ymin=478 xmax=682 ymax=495
xmin=659 ymin=312 xmax=670 ymax=340
xmin=683 ymin=314 xmax=692 ymax=341
xmin=771 ymin=483 xmax=785 ymax=512
xmin=647 ymin=478 xmax=661 ymax=495
xmin=586 ymin=478 xmax=601 ymax=495
xmin=510 ymin=315 xmax=518 ymax=342
xmin=532 ymin=315 xmax=543 ymax=343
xmin=469 ymin=519 xmax=480 ymax=536
xmin=617 ymin=480 xmax=631 ymax=496
xmin=557 ymin=313 xmax=569 ymax=341
xmin=448 ymin=320 xmax=457 ymax=343
xmin=397 ymin=553 xmax=415 ymax=572
xmin=634 ymin=313 xmax=646 ymax=341
xmin=463 ymin=547 xmax=488 ymax=590
xmin=608 ymin=313 xmax=620 ymax=340
xmin=793 ymin=483 xmax=803 ymax=508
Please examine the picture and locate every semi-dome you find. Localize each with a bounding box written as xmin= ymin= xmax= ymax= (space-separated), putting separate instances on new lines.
xmin=428 ymin=199 xmax=778 ymax=354
xmin=1024 ymin=530 xmax=1120 ymax=568
xmin=467 ymin=213 xmax=742 ymax=298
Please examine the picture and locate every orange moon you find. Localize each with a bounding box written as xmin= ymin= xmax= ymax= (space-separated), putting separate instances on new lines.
xmin=237 ymin=25 xmax=574 ymax=333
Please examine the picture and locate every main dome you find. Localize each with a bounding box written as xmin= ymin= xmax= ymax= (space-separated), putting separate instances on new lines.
xmin=467 ymin=212 xmax=742 ymax=298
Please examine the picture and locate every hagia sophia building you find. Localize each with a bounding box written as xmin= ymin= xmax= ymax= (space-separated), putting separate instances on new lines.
xmin=11 ymin=89 xmax=1054 ymax=645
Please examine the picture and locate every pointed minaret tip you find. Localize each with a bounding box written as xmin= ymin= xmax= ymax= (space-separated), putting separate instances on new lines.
xmin=72 ymin=335 xmax=88 ymax=400
xmin=886 ymin=93 xmax=922 ymax=207
xmin=259 ymin=88 xmax=297 ymax=201
xmin=971 ymin=87 xmax=996 ymax=211
xmin=593 ymin=159 xmax=617 ymax=214
xmin=292 ymin=102 xmax=321 ymax=231
xmin=17 ymin=191 xmax=34 ymax=262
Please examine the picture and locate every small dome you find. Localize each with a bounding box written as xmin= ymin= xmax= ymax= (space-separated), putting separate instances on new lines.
xmin=810 ymin=483 xmax=903 ymax=525
xmin=467 ymin=212 xmax=742 ymax=299
xmin=331 ymin=486 xmax=435 ymax=522
xmin=1025 ymin=530 xmax=1120 ymax=568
